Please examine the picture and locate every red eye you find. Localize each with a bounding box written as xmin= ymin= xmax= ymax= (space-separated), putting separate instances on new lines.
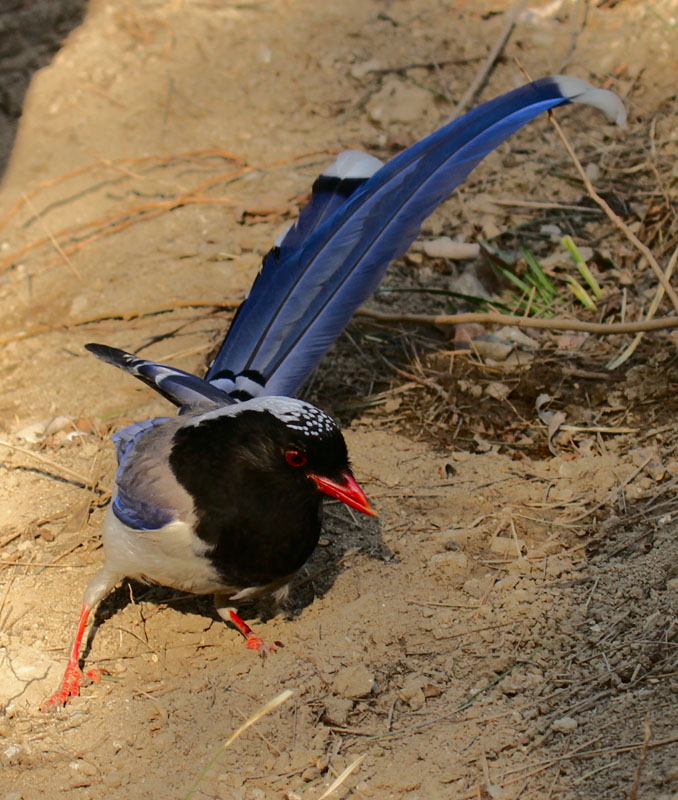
xmin=285 ymin=450 xmax=308 ymax=468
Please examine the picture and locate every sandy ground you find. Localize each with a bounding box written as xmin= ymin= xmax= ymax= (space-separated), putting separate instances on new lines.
xmin=0 ymin=1 xmax=87 ymax=179
xmin=0 ymin=1 xmax=676 ymax=798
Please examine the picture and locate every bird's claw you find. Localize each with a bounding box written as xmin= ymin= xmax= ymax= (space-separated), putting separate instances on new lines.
xmin=41 ymin=663 xmax=102 ymax=712
xmin=42 ymin=662 xmax=84 ymax=711
xmin=245 ymin=634 xmax=281 ymax=655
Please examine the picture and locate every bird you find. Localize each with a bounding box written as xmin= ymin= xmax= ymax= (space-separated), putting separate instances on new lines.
xmin=43 ymin=75 xmax=625 ymax=709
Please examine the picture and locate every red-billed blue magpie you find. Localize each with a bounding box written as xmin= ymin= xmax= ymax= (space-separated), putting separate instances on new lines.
xmin=44 ymin=76 xmax=624 ymax=708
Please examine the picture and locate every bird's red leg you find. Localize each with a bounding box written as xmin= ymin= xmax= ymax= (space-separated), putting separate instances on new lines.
xmin=227 ymin=609 xmax=280 ymax=653
xmin=42 ymin=603 xmax=101 ymax=711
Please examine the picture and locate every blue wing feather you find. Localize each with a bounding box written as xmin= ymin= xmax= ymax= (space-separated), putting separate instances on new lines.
xmin=111 ymin=418 xmax=176 ymax=529
xmin=86 ymin=343 xmax=233 ymax=411
xmin=206 ymin=76 xmax=624 ymax=398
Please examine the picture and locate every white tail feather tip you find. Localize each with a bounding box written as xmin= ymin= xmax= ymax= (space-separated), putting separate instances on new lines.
xmin=323 ymin=150 xmax=384 ymax=180
xmin=552 ymin=75 xmax=627 ymax=127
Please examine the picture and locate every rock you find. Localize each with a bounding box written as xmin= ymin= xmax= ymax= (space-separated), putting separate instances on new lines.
xmin=0 ymin=641 xmax=62 ymax=712
xmin=507 ymin=557 xmax=534 ymax=574
xmin=540 ymin=223 xmax=562 ymax=240
xmin=449 ymin=270 xmax=493 ymax=301
xmin=333 ymin=664 xmax=375 ymax=699
xmin=349 ymin=59 xmax=381 ymax=80
xmin=69 ymin=760 xmax=97 ymax=778
xmin=585 ymin=162 xmax=600 ymax=181
xmin=496 ymin=326 xmax=539 ymax=349
xmin=495 ymin=573 xmax=520 ymax=591
xmin=322 ymin=696 xmax=353 ymax=726
xmin=69 ymin=293 xmax=90 ymax=318
xmin=488 ymin=655 xmax=513 ymax=674
xmin=14 ymin=415 xmax=72 ymax=443
xmin=102 ymin=772 xmax=124 ymax=789
xmin=630 ymin=446 xmax=663 ymax=478
xmin=455 ymin=323 xmax=487 ymax=346
xmin=552 ymin=716 xmax=578 ymax=733
xmin=456 ymin=378 xmax=483 ymax=398
xmin=399 ymin=676 xmax=426 ymax=710
xmin=474 ymin=342 xmax=514 ymax=363
xmin=301 ymin=766 xmax=321 ymax=782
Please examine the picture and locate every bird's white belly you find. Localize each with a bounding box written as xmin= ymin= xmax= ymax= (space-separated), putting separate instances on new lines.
xmin=101 ymin=509 xmax=226 ymax=595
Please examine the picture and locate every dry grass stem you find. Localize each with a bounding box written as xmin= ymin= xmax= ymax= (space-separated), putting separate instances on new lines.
xmin=558 ymin=425 xmax=638 ymax=435
xmin=0 ymin=148 xmax=332 ymax=282
xmin=0 ymin=438 xmax=108 ymax=491
xmin=572 ymin=759 xmax=621 ymax=786
xmin=565 ymin=454 xmax=652 ymax=523
xmin=21 ymin=192 xmax=82 ymax=280
xmin=356 ymin=308 xmax=678 ymax=334
xmin=628 ymin=717 xmax=652 ymax=800
xmin=608 ymin=242 xmax=678 ymax=368
xmin=184 ymin=689 xmax=293 ymax=799
xmin=0 ymin=300 xmax=238 ymax=347
xmin=490 ymin=198 xmax=597 ymax=212
xmin=0 ymin=560 xmax=86 ymax=568
xmin=0 ymin=148 xmax=245 ymax=234
xmin=316 ymin=754 xmax=366 ymax=800
xmin=0 ymin=530 xmax=22 ymax=549
xmin=0 ymin=566 xmax=16 ymax=625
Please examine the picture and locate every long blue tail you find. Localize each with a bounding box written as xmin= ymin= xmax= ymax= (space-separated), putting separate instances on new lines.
xmin=205 ymin=75 xmax=624 ymax=400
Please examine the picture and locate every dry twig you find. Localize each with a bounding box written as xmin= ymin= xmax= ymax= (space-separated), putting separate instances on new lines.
xmin=628 ymin=717 xmax=652 ymax=800
xmin=0 ymin=439 xmax=108 ymax=491
xmin=21 ymin=192 xmax=82 ymax=279
xmin=356 ymin=307 xmax=678 ymax=334
xmin=317 ymin=755 xmax=366 ymax=800
xmin=0 ymin=300 xmax=238 ymax=346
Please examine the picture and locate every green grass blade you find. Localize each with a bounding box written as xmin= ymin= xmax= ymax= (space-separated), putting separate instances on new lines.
xmin=565 ymin=275 xmax=597 ymax=310
xmin=522 ymin=246 xmax=556 ymax=301
xmin=562 ymin=235 xmax=603 ymax=299
xmin=492 ymin=261 xmax=534 ymax=296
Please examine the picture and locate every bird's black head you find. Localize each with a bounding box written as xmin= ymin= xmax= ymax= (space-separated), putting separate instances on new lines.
xmin=168 ymin=397 xmax=375 ymax=588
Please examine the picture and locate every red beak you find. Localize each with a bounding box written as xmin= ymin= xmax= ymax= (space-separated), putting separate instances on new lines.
xmin=310 ymin=469 xmax=378 ymax=518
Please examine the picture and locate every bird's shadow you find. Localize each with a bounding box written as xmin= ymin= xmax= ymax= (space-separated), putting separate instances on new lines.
xmin=80 ymin=506 xmax=391 ymax=662
xmin=285 ymin=504 xmax=391 ymax=617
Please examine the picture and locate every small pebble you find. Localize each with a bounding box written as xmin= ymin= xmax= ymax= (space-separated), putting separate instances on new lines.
xmin=552 ymin=716 xmax=577 ymax=733
xmin=333 ymin=664 xmax=374 ymax=699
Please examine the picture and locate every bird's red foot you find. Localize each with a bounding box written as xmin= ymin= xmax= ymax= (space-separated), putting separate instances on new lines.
xmin=42 ymin=662 xmax=102 ymax=711
xmin=245 ymin=633 xmax=282 ymax=654
xmin=229 ymin=609 xmax=283 ymax=654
